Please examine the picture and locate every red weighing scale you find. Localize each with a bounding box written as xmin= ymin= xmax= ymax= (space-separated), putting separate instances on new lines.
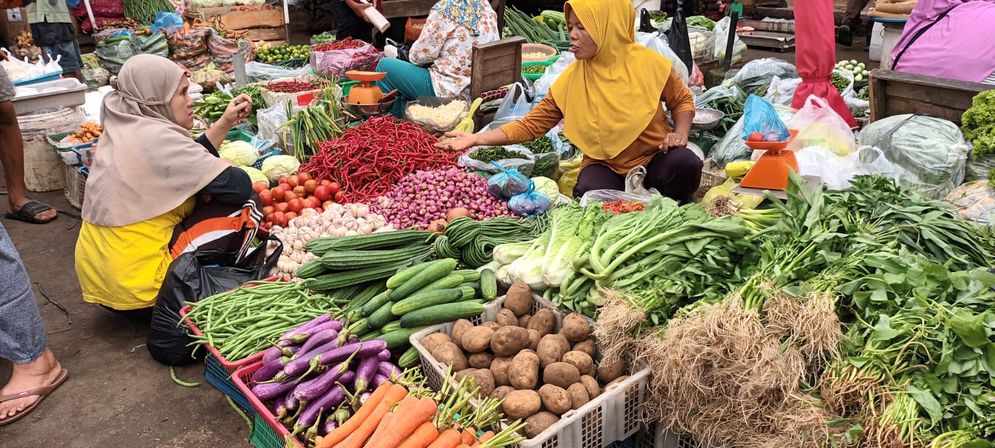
xmin=737 ymin=129 xmax=799 ymax=192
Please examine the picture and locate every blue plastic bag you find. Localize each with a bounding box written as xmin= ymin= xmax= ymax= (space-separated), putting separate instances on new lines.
xmin=487 ymin=162 xmax=530 ymax=200
xmin=742 ymin=95 xmax=790 ymax=142
xmin=508 ymin=181 xmax=551 ymax=217
xmin=151 ymin=12 xmax=184 ymax=35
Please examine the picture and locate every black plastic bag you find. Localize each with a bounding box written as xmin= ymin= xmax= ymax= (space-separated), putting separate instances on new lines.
xmin=667 ymin=10 xmax=694 ymax=72
xmin=146 ymin=238 xmax=282 ymax=365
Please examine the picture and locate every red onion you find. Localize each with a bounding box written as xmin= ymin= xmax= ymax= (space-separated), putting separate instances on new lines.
xmin=373 ymin=168 xmax=510 ymax=229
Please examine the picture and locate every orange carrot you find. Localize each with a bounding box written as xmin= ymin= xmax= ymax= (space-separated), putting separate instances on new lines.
xmin=367 ymin=396 xmax=439 ymax=448
xmin=456 ymin=445 xmax=471 ymax=448
xmin=426 ymin=428 xmax=463 ymax=448
xmin=397 ymin=421 xmax=441 ymax=448
xmin=334 ymin=384 xmax=409 ymax=448
xmin=365 ymin=395 xmax=415 ymax=446
xmin=315 ymin=381 xmax=395 ymax=448
xmin=477 ymin=431 xmax=494 ymax=442
xmin=461 ymin=429 xmax=476 ymax=445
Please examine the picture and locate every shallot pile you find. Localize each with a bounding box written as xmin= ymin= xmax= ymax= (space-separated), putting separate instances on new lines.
xmin=374 ymin=167 xmax=510 ymax=230
xmin=270 ymin=204 xmax=393 ymax=277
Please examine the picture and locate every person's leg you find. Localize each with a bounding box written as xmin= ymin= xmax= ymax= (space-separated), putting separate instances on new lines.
xmin=374 ymin=58 xmax=435 ymax=117
xmin=0 ymin=94 xmax=58 ymax=223
xmin=573 ymin=163 xmax=626 ymax=198
xmin=0 ymin=222 xmax=63 ymax=421
xmin=838 ymin=0 xmax=871 ymax=46
xmin=644 ymin=148 xmax=703 ymax=204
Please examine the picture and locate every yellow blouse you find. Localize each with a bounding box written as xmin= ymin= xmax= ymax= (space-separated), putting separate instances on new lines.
xmin=75 ymin=198 xmax=196 ymax=310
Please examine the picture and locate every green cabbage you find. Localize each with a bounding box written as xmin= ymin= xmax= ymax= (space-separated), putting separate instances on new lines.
xmin=531 ymin=176 xmax=560 ymax=201
xmin=261 ymin=155 xmax=301 ymax=182
xmin=240 ymin=166 xmax=268 ymax=185
xmin=219 ymin=141 xmax=259 ymax=166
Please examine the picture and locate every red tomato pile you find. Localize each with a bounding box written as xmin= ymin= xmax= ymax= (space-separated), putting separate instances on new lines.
xmin=254 ymin=172 xmax=343 ymax=229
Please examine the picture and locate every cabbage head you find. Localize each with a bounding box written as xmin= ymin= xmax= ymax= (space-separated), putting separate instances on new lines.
xmin=261 ymin=155 xmax=300 ymax=182
xmin=239 ymin=166 xmax=268 ymax=185
xmin=219 ymin=140 xmax=258 ymax=166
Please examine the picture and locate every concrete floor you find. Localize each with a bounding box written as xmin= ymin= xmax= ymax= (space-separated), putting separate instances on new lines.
xmin=0 ymin=191 xmax=247 ymax=447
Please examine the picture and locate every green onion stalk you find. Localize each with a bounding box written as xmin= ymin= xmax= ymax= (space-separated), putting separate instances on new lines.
xmin=868 ymin=392 xmax=929 ymax=448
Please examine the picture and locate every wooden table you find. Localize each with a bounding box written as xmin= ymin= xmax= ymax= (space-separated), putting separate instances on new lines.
xmin=869 ymin=69 xmax=993 ymax=124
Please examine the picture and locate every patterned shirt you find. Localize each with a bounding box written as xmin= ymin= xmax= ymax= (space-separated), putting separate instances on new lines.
xmin=409 ymin=5 xmax=499 ymax=99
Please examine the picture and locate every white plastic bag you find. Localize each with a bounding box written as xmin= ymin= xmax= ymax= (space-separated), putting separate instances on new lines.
xmin=763 ymin=75 xmax=802 ymax=107
xmin=713 ymin=17 xmax=747 ymax=63
xmin=533 ymin=52 xmax=575 ymax=101
xmin=795 ymin=146 xmax=902 ymax=190
xmin=787 ymin=95 xmax=857 ymax=157
xmin=725 ymin=58 xmax=797 ymax=95
xmin=257 ymin=102 xmax=288 ymax=143
xmin=493 ymin=82 xmax=532 ymax=123
xmin=579 ymin=166 xmax=660 ymax=206
xmin=458 ymin=144 xmax=535 ymax=175
xmin=636 ymin=32 xmax=689 ymax=83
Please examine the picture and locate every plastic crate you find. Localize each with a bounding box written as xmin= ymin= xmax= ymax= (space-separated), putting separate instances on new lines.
xmin=205 ymin=353 xmax=257 ymax=418
xmin=227 ymin=129 xmax=255 ymax=143
xmin=250 ymin=412 xmax=285 ymax=448
xmin=688 ymin=27 xmax=715 ymax=63
xmin=234 ymin=362 xmax=306 ymax=448
xmin=410 ymin=295 xmax=651 ymax=448
xmin=522 ymin=61 xmax=553 ymax=81
xmin=63 ymin=165 xmax=86 ymax=210
xmin=641 ymin=424 xmax=707 ymax=448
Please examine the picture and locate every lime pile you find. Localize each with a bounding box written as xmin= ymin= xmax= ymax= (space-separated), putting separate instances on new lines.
xmin=835 ymin=59 xmax=870 ymax=83
xmin=255 ymin=44 xmax=311 ymax=64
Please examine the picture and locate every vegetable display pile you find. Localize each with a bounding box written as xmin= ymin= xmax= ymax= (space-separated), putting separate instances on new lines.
xmin=266 ymin=80 xmax=323 ymax=93
xmin=830 ymin=70 xmax=850 ymax=94
xmin=185 ymin=280 xmax=338 ymax=362
xmin=122 ymin=0 xmax=174 ymax=24
xmin=270 ymin=203 xmax=392 ymax=278
xmin=521 ymin=65 xmax=548 ymax=75
xmin=961 ymin=89 xmax=995 ymax=157
xmin=373 ymin=168 xmax=511 ymax=230
xmin=405 ymin=100 xmax=467 ymax=131
xmin=521 ymin=136 xmax=554 ymax=155
xmin=255 ymin=44 xmax=311 ymax=64
xmin=281 ymin=89 xmax=346 ymax=161
xmin=417 ymin=284 xmax=632 ymax=440
xmin=312 ymin=37 xmax=367 ymax=51
xmin=468 ymin=146 xmax=528 ymax=163
xmin=65 ymin=122 xmax=103 ymax=144
xmin=503 ymin=8 xmax=566 ymax=44
xmin=601 ymin=200 xmax=644 ymax=214
xmin=300 ymin=115 xmax=458 ymax=203
xmin=310 ymin=32 xmax=337 ymax=45
xmin=835 ymin=59 xmax=870 ymax=83
xmin=193 ymin=86 xmax=264 ymax=125
xmin=257 ymin=173 xmax=345 ymax=230
xmin=433 ymin=216 xmax=545 ymax=268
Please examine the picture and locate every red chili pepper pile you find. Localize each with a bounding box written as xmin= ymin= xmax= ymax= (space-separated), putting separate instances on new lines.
xmin=603 ymin=200 xmax=645 ymax=214
xmin=300 ymin=115 xmax=459 ymax=202
xmin=312 ymin=38 xmax=367 ymax=52
xmin=266 ymin=80 xmax=321 ymax=93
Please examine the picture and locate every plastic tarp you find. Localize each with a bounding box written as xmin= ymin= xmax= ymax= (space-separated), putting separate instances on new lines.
xmin=790 ymin=0 xmax=857 ymax=128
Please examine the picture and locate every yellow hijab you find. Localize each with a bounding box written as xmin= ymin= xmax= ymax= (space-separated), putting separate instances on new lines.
xmin=551 ymin=0 xmax=672 ymax=160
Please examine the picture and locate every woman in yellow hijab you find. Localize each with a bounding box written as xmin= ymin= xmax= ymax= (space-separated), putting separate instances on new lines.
xmin=441 ymin=0 xmax=700 ymax=202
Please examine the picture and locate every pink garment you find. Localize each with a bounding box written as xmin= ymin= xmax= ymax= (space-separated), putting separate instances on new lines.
xmin=891 ymin=0 xmax=995 ymax=83
xmin=791 ymin=0 xmax=857 ymax=128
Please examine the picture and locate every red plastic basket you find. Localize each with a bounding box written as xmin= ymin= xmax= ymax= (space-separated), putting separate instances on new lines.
xmin=233 ymin=362 xmax=306 ymax=448
xmin=179 ymin=277 xmax=280 ymax=374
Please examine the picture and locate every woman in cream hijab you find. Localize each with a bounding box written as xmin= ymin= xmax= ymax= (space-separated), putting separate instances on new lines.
xmin=75 ymin=54 xmax=257 ymax=317
xmin=442 ymin=0 xmax=701 ymax=202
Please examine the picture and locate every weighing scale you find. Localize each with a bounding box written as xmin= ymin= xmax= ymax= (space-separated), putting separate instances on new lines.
xmin=343 ymin=70 xmax=397 ymax=118
xmin=732 ymin=130 xmax=818 ymax=198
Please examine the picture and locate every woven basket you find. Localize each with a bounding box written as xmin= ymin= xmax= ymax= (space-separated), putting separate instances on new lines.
xmin=63 ymin=165 xmax=86 ymax=210
xmin=694 ymin=158 xmax=726 ymax=201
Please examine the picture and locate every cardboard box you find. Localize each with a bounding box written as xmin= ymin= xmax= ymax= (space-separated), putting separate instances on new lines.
xmin=1 ymin=7 xmax=28 ymax=49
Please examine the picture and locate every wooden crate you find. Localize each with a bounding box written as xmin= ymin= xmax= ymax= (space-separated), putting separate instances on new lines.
xmin=243 ymin=27 xmax=287 ymax=41
xmin=191 ymin=6 xmax=284 ymax=30
xmin=869 ymin=69 xmax=992 ymax=125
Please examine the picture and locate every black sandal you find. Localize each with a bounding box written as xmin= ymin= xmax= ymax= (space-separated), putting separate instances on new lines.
xmin=5 ymin=201 xmax=58 ymax=224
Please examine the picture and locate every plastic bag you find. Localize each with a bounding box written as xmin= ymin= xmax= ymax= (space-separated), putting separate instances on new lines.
xmin=151 ymin=12 xmax=183 ymax=35
xmin=667 ymin=12 xmax=694 ymax=74
xmin=493 ymin=82 xmax=532 ymax=123
xmin=579 ymin=166 xmax=660 ymax=206
xmin=713 ymin=16 xmax=747 ymax=63
xmin=787 ymin=94 xmax=856 ymax=156
xmin=724 ymin=58 xmax=797 ymax=95
xmin=712 ymin=104 xmax=795 ymax=167
xmin=966 ymin=154 xmax=995 ymax=182
xmin=508 ymin=181 xmax=552 ymax=217
xmin=459 ymin=145 xmax=535 ymax=176
xmin=763 ymin=75 xmax=802 ymax=107
xmin=167 ymin=27 xmax=211 ymax=59
xmin=945 ymin=181 xmax=995 ymax=226
xmin=310 ymin=40 xmax=381 ymax=78
xmin=742 ymin=95 xmax=789 ymax=142
xmin=858 ymin=114 xmax=969 ymax=199
xmin=533 ymin=52 xmax=575 ymax=101
xmin=558 ymin=154 xmax=583 ymax=197
xmin=487 ymin=162 xmax=530 ymax=200
xmin=244 ymin=61 xmax=310 ymax=83
xmin=147 ymin=238 xmax=281 ymax=366
xmin=257 ymin=102 xmax=289 ymax=143
xmin=208 ymin=29 xmax=239 ymax=58
xmin=636 ymin=32 xmax=689 ymax=83
xmin=95 ymin=35 xmax=135 ymax=74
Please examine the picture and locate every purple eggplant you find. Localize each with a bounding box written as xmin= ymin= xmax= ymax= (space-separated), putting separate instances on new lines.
xmin=293 ymin=358 xmax=351 ymax=401
xmin=377 ymin=349 xmax=391 ymax=361
xmin=279 ymin=340 xmax=388 ymax=381
xmin=292 ymin=329 xmax=339 ymax=360
xmin=262 ymin=346 xmax=283 ymax=364
xmin=280 ymin=320 xmax=342 ymax=345
xmin=275 ymin=393 xmax=299 ymax=419
xmin=358 ymin=392 xmax=373 ymax=406
xmin=352 ymin=354 xmax=381 ymax=394
xmin=372 ymin=374 xmax=388 ymax=389
xmin=319 ymin=419 xmax=337 ymax=436
xmin=252 ymin=357 xmax=287 ymax=383
xmin=279 ymin=314 xmax=332 ymax=340
xmin=377 ymin=362 xmax=401 ymax=379
xmin=296 ymin=385 xmax=347 ymax=431
xmin=252 ymin=378 xmax=299 ymax=401
xmin=338 ymin=371 xmax=355 ymax=386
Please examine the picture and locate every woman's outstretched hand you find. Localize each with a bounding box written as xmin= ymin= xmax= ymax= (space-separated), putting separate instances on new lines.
xmin=436 ymin=131 xmax=477 ymax=152
xmin=221 ymin=94 xmax=253 ymax=127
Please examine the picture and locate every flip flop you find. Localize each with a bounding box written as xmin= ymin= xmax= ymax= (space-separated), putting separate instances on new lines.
xmin=4 ymin=201 xmax=58 ymax=224
xmin=0 ymin=368 xmax=69 ymax=426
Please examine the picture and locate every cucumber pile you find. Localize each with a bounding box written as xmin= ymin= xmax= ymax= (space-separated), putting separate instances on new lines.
xmin=298 ymin=230 xmax=436 ymax=291
xmin=342 ymin=258 xmax=499 ymax=369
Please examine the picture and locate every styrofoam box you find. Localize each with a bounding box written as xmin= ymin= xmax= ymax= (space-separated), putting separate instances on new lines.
xmin=410 ymin=294 xmax=651 ymax=448
xmin=12 ymin=78 xmax=87 ymax=116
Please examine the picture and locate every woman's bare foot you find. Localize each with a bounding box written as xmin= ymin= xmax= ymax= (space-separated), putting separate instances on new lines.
xmin=0 ymin=349 xmax=62 ymax=420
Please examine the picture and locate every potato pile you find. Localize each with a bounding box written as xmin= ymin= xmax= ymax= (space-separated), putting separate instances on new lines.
xmin=418 ymin=282 xmax=630 ymax=439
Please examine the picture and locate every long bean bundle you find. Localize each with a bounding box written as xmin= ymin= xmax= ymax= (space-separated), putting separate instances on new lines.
xmin=185 ymin=280 xmax=338 ymax=361
xmin=434 ymin=216 xmax=545 ymax=267
xmin=123 ymin=0 xmax=174 ymax=24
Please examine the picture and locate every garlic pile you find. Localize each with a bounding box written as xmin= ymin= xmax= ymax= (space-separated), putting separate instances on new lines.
xmin=270 ymin=203 xmax=393 ymax=278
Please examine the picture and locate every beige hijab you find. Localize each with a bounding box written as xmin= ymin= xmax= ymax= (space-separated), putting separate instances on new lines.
xmin=83 ymin=54 xmax=230 ymax=227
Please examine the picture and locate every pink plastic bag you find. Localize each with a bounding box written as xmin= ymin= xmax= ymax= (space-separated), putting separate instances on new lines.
xmin=309 ymin=41 xmax=382 ymax=78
